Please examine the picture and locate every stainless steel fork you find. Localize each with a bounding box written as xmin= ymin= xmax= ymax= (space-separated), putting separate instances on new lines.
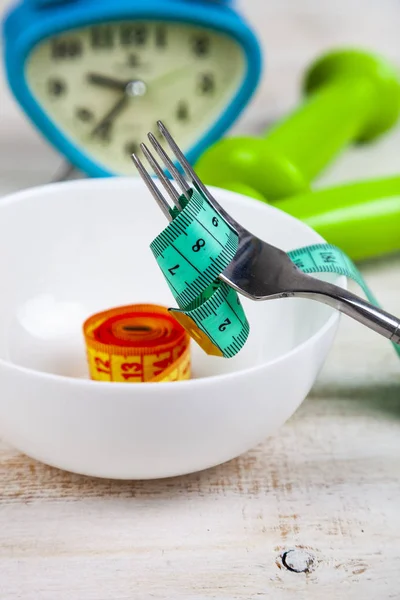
xmin=132 ymin=121 xmax=400 ymax=345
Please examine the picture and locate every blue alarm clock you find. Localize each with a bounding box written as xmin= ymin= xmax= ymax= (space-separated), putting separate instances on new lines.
xmin=3 ymin=0 xmax=262 ymax=177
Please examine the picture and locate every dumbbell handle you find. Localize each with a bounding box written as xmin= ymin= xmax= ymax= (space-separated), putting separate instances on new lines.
xmin=266 ymin=78 xmax=374 ymax=182
xmin=277 ymin=176 xmax=400 ymax=261
xmin=196 ymin=49 xmax=400 ymax=201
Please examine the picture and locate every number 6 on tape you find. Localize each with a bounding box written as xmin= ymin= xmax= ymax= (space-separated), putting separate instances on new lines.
xmin=150 ymin=189 xmax=249 ymax=358
xmin=151 ymin=188 xmax=400 ymax=360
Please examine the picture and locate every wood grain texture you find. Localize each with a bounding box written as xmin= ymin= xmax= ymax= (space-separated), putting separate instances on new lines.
xmin=1 ymin=0 xmax=400 ymax=598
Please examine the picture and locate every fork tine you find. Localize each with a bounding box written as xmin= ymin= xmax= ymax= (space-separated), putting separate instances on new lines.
xmin=156 ymin=120 xmax=210 ymax=198
xmin=147 ymin=132 xmax=190 ymax=200
xmin=156 ymin=120 xmax=237 ymax=227
xmin=140 ymin=143 xmax=183 ymax=210
xmin=131 ymin=153 xmax=173 ymax=221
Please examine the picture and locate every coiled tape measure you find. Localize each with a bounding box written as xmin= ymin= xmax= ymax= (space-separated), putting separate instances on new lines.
xmin=150 ymin=187 xmax=400 ymax=360
xmin=84 ymin=187 xmax=399 ymax=382
xmin=84 ymin=304 xmax=190 ymax=382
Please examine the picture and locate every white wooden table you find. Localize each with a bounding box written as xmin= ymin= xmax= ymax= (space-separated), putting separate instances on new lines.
xmin=1 ymin=1 xmax=400 ymax=598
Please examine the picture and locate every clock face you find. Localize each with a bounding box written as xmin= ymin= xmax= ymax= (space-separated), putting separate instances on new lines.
xmin=25 ymin=21 xmax=246 ymax=175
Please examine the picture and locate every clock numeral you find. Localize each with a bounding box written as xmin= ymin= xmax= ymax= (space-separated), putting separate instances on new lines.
xmin=120 ymin=24 xmax=147 ymax=46
xmin=96 ymin=122 xmax=112 ymax=143
xmin=192 ymin=35 xmax=210 ymax=57
xmin=155 ymin=26 xmax=167 ymax=48
xmin=126 ymin=53 xmax=140 ymax=67
xmin=47 ymin=77 xmax=67 ymax=97
xmin=125 ymin=141 xmax=140 ymax=156
xmin=91 ymin=26 xmax=114 ymax=49
xmin=198 ymin=73 xmax=215 ymax=95
xmin=176 ymin=101 xmax=189 ymax=122
xmin=76 ymin=107 xmax=94 ymax=123
xmin=51 ymin=38 xmax=82 ymax=59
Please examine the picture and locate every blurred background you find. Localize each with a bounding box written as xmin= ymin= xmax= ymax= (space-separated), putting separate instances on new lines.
xmin=1 ymin=0 xmax=400 ymax=196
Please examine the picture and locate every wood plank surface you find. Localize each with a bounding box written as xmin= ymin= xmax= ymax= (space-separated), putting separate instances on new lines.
xmin=0 ymin=0 xmax=400 ymax=598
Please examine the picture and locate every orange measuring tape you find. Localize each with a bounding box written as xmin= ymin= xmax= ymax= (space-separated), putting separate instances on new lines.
xmin=83 ymin=304 xmax=191 ymax=383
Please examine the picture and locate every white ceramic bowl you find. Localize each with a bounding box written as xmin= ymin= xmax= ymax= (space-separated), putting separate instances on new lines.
xmin=0 ymin=178 xmax=344 ymax=479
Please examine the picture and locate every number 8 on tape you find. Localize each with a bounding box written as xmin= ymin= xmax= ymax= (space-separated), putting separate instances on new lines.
xmin=150 ymin=189 xmax=249 ymax=358
xmin=151 ymin=188 xmax=400 ymax=360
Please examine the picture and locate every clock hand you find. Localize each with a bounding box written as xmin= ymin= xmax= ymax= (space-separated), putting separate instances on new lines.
xmin=87 ymin=66 xmax=190 ymax=96
xmin=87 ymin=73 xmax=129 ymax=92
xmin=87 ymin=66 xmax=188 ymax=140
xmin=90 ymin=94 xmax=129 ymax=138
xmin=90 ymin=79 xmax=147 ymax=139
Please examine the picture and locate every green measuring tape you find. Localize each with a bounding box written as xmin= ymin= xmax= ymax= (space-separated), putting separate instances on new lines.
xmin=150 ymin=189 xmax=400 ymax=359
xmin=150 ymin=188 xmax=247 ymax=357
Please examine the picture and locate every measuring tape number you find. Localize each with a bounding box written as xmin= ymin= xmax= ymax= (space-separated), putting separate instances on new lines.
xmin=150 ymin=189 xmax=249 ymax=358
xmin=151 ymin=188 xmax=400 ymax=360
xmin=83 ymin=304 xmax=191 ymax=382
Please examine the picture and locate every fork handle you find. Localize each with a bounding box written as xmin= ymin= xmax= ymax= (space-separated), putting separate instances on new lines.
xmin=294 ymin=280 xmax=400 ymax=344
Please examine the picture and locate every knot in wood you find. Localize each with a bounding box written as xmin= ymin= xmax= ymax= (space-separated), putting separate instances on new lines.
xmin=281 ymin=548 xmax=316 ymax=573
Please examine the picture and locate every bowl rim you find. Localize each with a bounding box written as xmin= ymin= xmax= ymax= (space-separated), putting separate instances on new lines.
xmin=0 ymin=177 xmax=345 ymax=390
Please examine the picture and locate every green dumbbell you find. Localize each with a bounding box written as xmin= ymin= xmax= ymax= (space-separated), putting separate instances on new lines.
xmin=277 ymin=175 xmax=400 ymax=261
xmin=195 ymin=48 xmax=400 ymax=202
